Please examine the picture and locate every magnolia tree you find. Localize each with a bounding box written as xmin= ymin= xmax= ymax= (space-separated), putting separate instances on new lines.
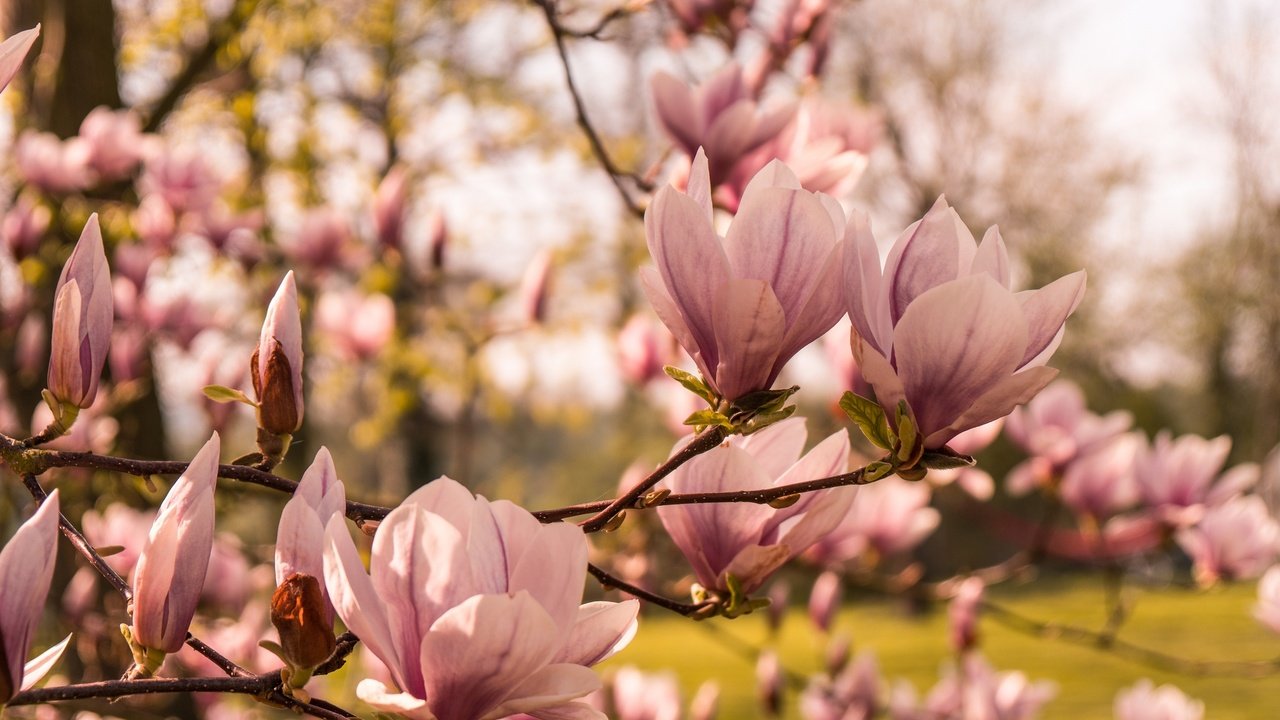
xmin=0 ymin=3 xmax=1276 ymax=720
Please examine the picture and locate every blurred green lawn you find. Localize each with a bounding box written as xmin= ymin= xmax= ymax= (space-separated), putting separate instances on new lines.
xmin=605 ymin=575 xmax=1280 ymax=718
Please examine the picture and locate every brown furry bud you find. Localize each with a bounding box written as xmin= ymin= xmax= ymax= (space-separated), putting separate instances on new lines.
xmin=271 ymin=573 xmax=335 ymax=670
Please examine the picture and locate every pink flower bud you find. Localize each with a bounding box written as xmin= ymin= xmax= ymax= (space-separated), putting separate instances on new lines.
xmin=314 ymin=288 xmax=394 ymax=361
xmin=47 ymin=214 xmax=113 ymax=409
xmin=0 ymin=26 xmax=39 ymax=94
xmin=756 ymin=650 xmax=783 ymax=716
xmin=807 ymin=570 xmax=842 ymax=633
xmin=252 ymin=272 xmax=303 ymax=435
xmin=78 ymin=107 xmax=145 ymax=182
xmin=617 ymin=314 xmax=671 ymax=386
xmin=690 ymin=680 xmax=720 ymax=720
xmin=948 ymin=577 xmax=983 ymax=653
xmin=372 ymin=165 xmax=409 ymax=251
xmin=132 ymin=433 xmax=219 ymax=654
xmin=276 ymin=447 xmax=346 ymax=622
xmin=0 ymin=489 xmax=61 ymax=703
xmin=518 ymin=249 xmax=553 ymax=326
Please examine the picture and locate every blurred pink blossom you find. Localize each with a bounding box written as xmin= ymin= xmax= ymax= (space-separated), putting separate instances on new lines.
xmin=78 ymin=107 xmax=145 ymax=181
xmin=14 ymin=131 xmax=92 ymax=194
xmin=889 ymin=654 xmax=1055 ymax=720
xmin=132 ymin=195 xmax=178 ymax=251
xmin=657 ymin=418 xmax=854 ymax=594
xmin=650 ymin=64 xmax=796 ymax=186
xmin=1176 ymin=495 xmax=1280 ymax=587
xmin=800 ymin=650 xmax=881 ymax=720
xmin=139 ymin=145 xmax=222 ymax=213
xmin=948 ymin=577 xmax=983 ymax=653
xmin=279 ymin=207 xmax=353 ymax=275
xmin=1113 ymin=679 xmax=1204 ymax=720
xmin=81 ymin=503 xmax=157 ymax=578
xmin=1135 ymin=431 xmax=1257 ymax=527
xmin=1058 ymin=433 xmax=1141 ymax=522
xmin=808 ymin=570 xmax=842 ymax=633
xmin=617 ymin=313 xmax=675 ymax=386
xmin=845 ymin=197 xmax=1085 ymax=449
xmin=611 ymin=666 xmax=682 ymax=720
xmin=373 ymin=164 xmax=410 ymax=251
xmin=1 ymin=194 xmax=51 ymax=260
xmin=805 ymin=478 xmax=939 ymax=567
xmin=1253 ymin=565 xmax=1280 ymax=634
xmin=315 ymin=287 xmax=395 ymax=361
xmin=1005 ymin=379 xmax=1133 ymax=495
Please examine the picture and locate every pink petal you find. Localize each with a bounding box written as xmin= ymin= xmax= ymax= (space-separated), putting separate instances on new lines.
xmin=553 ymin=600 xmax=640 ymax=667
xmin=736 ymin=416 xmax=808 ymax=480
xmin=774 ymin=240 xmax=845 ymax=374
xmin=402 ymin=476 xmax=477 ymax=540
xmin=735 ymin=159 xmax=803 ymax=213
xmin=356 ymin=678 xmax=435 ymax=720
xmin=639 ymin=266 xmax=707 ymax=378
xmin=686 ymin=149 xmax=713 ymax=223
xmin=892 ymin=275 xmax=1028 ymax=442
xmin=971 ymin=226 xmax=1010 ymax=288
xmin=420 ymin=592 xmax=561 ymax=720
xmin=703 ymin=102 xmax=762 ymax=182
xmin=1015 ymin=270 xmax=1085 ymax=367
xmin=723 ymin=185 xmax=838 ymax=316
xmin=710 ymin=278 xmax=785 ymax=400
xmin=507 ymin=522 xmax=589 ymax=633
xmin=20 ymin=634 xmax=71 ymax=691
xmin=724 ymin=544 xmax=792 ymax=593
xmin=0 ymin=489 xmax=59 ymax=694
xmin=323 ymin=515 xmax=406 ymax=693
xmin=491 ymin=664 xmax=601 ymax=718
xmin=842 ymin=211 xmax=891 ymax=355
xmin=924 ymin=366 xmax=1059 ymax=448
xmin=882 ymin=196 xmax=976 ymax=325
xmin=0 ymin=26 xmax=39 ymax=93
xmin=650 ymin=72 xmax=700 ymax=155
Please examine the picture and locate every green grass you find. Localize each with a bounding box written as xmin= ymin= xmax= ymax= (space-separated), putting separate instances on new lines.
xmin=605 ymin=576 xmax=1280 ymax=718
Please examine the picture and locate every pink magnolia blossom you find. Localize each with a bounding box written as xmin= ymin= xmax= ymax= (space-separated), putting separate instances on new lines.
xmin=315 ymin=288 xmax=395 ymax=361
xmin=800 ymin=651 xmax=881 ymax=720
xmin=373 ymin=165 xmax=410 ymax=251
xmin=642 ymin=150 xmax=846 ymax=403
xmin=948 ymin=577 xmax=983 ymax=653
xmin=808 ymin=570 xmax=842 ymax=633
xmin=805 ymin=478 xmax=939 ymax=566
xmin=47 ymin=214 xmax=113 ymax=410
xmin=253 ymin=272 xmax=304 ymax=435
xmin=724 ymin=97 xmax=879 ymax=210
xmin=610 ymin=666 xmax=682 ymax=720
xmin=0 ymin=25 xmax=39 ymax=93
xmin=1176 ymin=495 xmax=1280 ymax=587
xmin=1135 ymin=431 xmax=1257 ymax=527
xmin=617 ymin=313 xmax=675 ymax=386
xmin=132 ymin=433 xmax=220 ymax=655
xmin=132 ymin=195 xmax=178 ymax=250
xmin=1 ymin=194 xmax=51 ymax=261
xmin=889 ymin=654 xmax=1055 ymax=720
xmin=1004 ymin=380 xmax=1133 ymax=494
xmin=1253 ymin=565 xmax=1280 ymax=634
xmin=657 ymin=418 xmax=853 ymax=594
xmin=277 ymin=447 xmax=347 ymax=621
xmin=1113 ymin=679 xmax=1204 ymax=720
xmin=650 ymin=64 xmax=796 ymax=186
xmin=14 ymin=131 xmax=92 ymax=194
xmin=0 ymin=489 xmax=67 ymax=704
xmin=138 ymin=145 xmax=222 ymax=213
xmin=1058 ymin=433 xmax=1141 ymax=522
xmin=322 ymin=476 xmax=639 ymax=720
xmin=78 ymin=107 xmax=145 ymax=181
xmin=844 ymin=197 xmax=1086 ymax=449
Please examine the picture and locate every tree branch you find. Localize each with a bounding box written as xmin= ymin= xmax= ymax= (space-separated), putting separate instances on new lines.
xmin=587 ymin=562 xmax=712 ymax=617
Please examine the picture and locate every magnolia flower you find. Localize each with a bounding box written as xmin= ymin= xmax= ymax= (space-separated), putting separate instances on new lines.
xmin=642 ymin=150 xmax=845 ymax=403
xmin=948 ymin=577 xmax=983 ymax=653
xmin=616 ymin=313 xmax=674 ymax=386
xmin=889 ymin=654 xmax=1055 ymax=720
xmin=1058 ymin=433 xmax=1141 ymax=522
xmin=131 ymin=433 xmax=220 ymax=659
xmin=844 ymin=197 xmax=1086 ymax=449
xmin=0 ymin=490 xmax=67 ymax=704
xmin=252 ymin=272 xmax=304 ymax=436
xmin=610 ymin=666 xmax=682 ymax=720
xmin=1135 ymin=431 xmax=1257 ymax=527
xmin=323 ymin=476 xmax=639 ymax=720
xmin=1004 ymin=379 xmax=1133 ymax=494
xmin=656 ymin=418 xmax=854 ymax=594
xmin=650 ymin=64 xmax=796 ymax=186
xmin=78 ymin=107 xmax=145 ymax=181
xmin=314 ymin=288 xmax=395 ymax=361
xmin=808 ymin=571 xmax=842 ymax=633
xmin=276 ymin=447 xmax=347 ymax=621
xmin=805 ymin=478 xmax=939 ymax=566
xmin=1176 ymin=495 xmax=1280 ymax=587
xmin=1113 ymin=679 xmax=1204 ymax=720
xmin=280 ymin=207 xmax=352 ymax=274
xmin=14 ymin=131 xmax=92 ymax=194
xmin=373 ymin=165 xmax=409 ymax=251
xmin=138 ymin=145 xmax=222 ymax=213
xmin=47 ymin=214 xmax=113 ymax=411
xmin=1253 ymin=565 xmax=1280 ymax=634
xmin=800 ymin=651 xmax=881 ymax=720
xmin=0 ymin=25 xmax=39 ymax=93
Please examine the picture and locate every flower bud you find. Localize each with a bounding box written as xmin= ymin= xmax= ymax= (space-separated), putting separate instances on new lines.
xmin=251 ymin=272 xmax=303 ymax=436
xmin=47 ymin=214 xmax=113 ymax=413
xmin=0 ymin=489 xmax=61 ymax=704
xmin=756 ymin=650 xmax=783 ymax=716
xmin=808 ymin=570 xmax=843 ymax=633
xmin=517 ymin=249 xmax=553 ymax=326
xmin=372 ymin=165 xmax=408 ymax=252
xmin=271 ymin=573 xmax=336 ymax=672
xmin=131 ymin=433 xmax=219 ymax=659
xmin=948 ymin=577 xmax=984 ymax=653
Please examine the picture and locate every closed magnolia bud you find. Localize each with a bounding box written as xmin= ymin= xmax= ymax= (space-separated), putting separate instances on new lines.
xmin=808 ymin=570 xmax=843 ymax=633
xmin=0 ymin=25 xmax=39 ymax=94
xmin=756 ymin=650 xmax=782 ymax=717
xmin=517 ymin=249 xmax=553 ymax=326
xmin=47 ymin=214 xmax=113 ymax=411
xmin=948 ymin=577 xmax=984 ymax=653
xmin=252 ymin=272 xmax=303 ymax=435
xmin=271 ymin=573 xmax=336 ymax=671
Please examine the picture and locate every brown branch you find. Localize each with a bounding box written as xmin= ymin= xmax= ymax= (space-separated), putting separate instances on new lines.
xmin=578 ymin=425 xmax=729 ymax=532
xmin=556 ymin=3 xmax=634 ymax=39
xmin=587 ymin=562 xmax=712 ymax=616
xmin=533 ymin=0 xmax=650 ymax=218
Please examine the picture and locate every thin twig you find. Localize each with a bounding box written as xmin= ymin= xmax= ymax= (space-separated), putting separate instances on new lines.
xmin=587 ymin=562 xmax=712 ymax=616
xmin=533 ymin=0 xmax=649 ymax=217
xmin=20 ymin=473 xmax=132 ymax=599
xmin=578 ymin=425 xmax=729 ymax=532
xmin=557 ymin=4 xmax=634 ymax=39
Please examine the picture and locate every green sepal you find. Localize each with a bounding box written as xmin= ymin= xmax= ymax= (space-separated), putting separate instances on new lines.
xmin=863 ymin=460 xmax=893 ymax=483
xmin=683 ymin=409 xmax=734 ymax=430
xmin=203 ymin=384 xmax=257 ymax=406
xmin=920 ymin=447 xmax=977 ymax=470
xmin=731 ymin=385 xmax=799 ymax=419
xmin=839 ymin=391 xmax=895 ymax=450
xmin=739 ymin=404 xmax=797 ymax=435
xmin=664 ymin=366 xmax=717 ymax=405
xmin=259 ymin=639 xmax=287 ymax=665
xmin=895 ymin=400 xmax=920 ymax=466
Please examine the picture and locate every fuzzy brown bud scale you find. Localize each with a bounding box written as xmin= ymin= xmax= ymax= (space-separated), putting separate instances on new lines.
xmin=271 ymin=573 xmax=336 ymax=671
xmin=251 ymin=343 xmax=301 ymax=436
